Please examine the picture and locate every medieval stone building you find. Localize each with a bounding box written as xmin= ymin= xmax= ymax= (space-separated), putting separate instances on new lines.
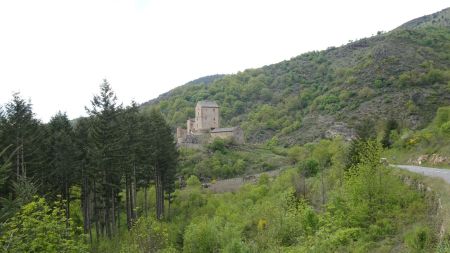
xmin=177 ymin=101 xmax=244 ymax=145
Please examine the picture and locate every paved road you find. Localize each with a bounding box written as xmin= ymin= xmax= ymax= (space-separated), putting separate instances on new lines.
xmin=395 ymin=165 xmax=450 ymax=184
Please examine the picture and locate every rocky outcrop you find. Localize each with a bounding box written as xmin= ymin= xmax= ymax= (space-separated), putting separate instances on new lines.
xmin=409 ymin=154 xmax=449 ymax=166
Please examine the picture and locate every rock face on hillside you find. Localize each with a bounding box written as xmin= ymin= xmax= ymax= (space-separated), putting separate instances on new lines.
xmin=408 ymin=154 xmax=449 ymax=166
xmin=142 ymin=8 xmax=450 ymax=145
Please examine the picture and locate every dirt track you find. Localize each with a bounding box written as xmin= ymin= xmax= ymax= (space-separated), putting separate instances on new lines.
xmin=208 ymin=168 xmax=283 ymax=193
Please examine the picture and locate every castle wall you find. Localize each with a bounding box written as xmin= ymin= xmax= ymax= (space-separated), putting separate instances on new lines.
xmin=176 ymin=127 xmax=187 ymax=139
xmin=176 ymin=128 xmax=187 ymax=144
xmin=210 ymin=127 xmax=244 ymax=144
xmin=211 ymin=131 xmax=234 ymax=140
xmin=187 ymin=119 xmax=195 ymax=133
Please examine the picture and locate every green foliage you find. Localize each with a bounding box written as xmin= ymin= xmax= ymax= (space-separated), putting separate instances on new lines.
xmin=120 ymin=215 xmax=171 ymax=253
xmin=0 ymin=176 xmax=38 ymax=222
xmin=441 ymin=121 xmax=450 ymax=136
xmin=11 ymin=134 xmax=425 ymax=253
xmin=186 ymin=175 xmax=201 ymax=187
xmin=258 ymin=173 xmax=270 ymax=185
xmin=0 ymin=146 xmax=12 ymax=192
xmin=208 ymin=138 xmax=227 ymax=153
xmin=381 ymin=118 xmax=399 ymax=148
xmin=140 ymin=23 xmax=450 ymax=145
xmin=434 ymin=106 xmax=450 ymax=128
xmin=404 ymin=225 xmax=432 ymax=252
xmin=0 ymin=93 xmax=44 ymax=200
xmin=387 ymin=106 xmax=450 ymax=155
xmin=1 ymin=10 xmax=448 ymax=253
xmin=179 ymin=144 xmax=290 ymax=180
xmin=298 ymin=159 xmax=319 ymax=177
xmin=183 ymin=217 xmax=221 ymax=253
xmin=0 ymin=197 xmax=88 ymax=253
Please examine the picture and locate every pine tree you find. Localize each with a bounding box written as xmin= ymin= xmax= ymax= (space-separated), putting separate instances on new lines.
xmin=119 ymin=102 xmax=142 ymax=228
xmin=73 ymin=117 xmax=94 ymax=242
xmin=44 ymin=112 xmax=77 ymax=220
xmin=1 ymin=93 xmax=44 ymax=195
xmin=146 ymin=108 xmax=178 ymax=220
xmin=85 ymin=80 xmax=123 ymax=238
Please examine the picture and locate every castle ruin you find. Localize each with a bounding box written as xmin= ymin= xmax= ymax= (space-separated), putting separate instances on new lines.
xmin=176 ymin=101 xmax=244 ymax=146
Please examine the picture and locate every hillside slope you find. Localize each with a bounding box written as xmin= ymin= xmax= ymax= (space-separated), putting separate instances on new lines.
xmin=142 ymin=8 xmax=450 ymax=145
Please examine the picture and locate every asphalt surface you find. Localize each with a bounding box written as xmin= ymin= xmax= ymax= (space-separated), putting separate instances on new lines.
xmin=395 ymin=165 xmax=450 ymax=184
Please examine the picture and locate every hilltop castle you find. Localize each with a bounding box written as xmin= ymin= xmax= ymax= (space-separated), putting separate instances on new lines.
xmin=176 ymin=101 xmax=244 ymax=145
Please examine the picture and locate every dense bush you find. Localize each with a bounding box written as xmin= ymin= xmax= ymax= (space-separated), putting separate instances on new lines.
xmin=0 ymin=197 xmax=88 ymax=253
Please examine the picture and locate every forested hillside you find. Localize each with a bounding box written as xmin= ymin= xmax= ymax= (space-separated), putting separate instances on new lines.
xmin=143 ymin=7 xmax=450 ymax=144
xmin=0 ymin=7 xmax=449 ymax=253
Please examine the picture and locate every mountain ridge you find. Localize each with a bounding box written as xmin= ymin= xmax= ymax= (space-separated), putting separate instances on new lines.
xmin=396 ymin=7 xmax=450 ymax=30
xmin=141 ymin=8 xmax=450 ymax=145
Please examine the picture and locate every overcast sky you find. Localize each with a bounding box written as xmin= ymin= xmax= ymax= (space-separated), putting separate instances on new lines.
xmin=0 ymin=0 xmax=448 ymax=122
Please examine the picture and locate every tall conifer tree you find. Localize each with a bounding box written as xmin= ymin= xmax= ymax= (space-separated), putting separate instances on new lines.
xmin=147 ymin=108 xmax=178 ymax=220
xmin=86 ymin=80 xmax=122 ymax=238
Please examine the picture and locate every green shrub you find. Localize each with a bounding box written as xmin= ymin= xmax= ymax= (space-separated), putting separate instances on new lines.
xmin=120 ymin=216 xmax=169 ymax=253
xmin=298 ymin=159 xmax=319 ymax=177
xmin=183 ymin=218 xmax=221 ymax=253
xmin=435 ymin=106 xmax=450 ymax=127
xmin=186 ymin=175 xmax=201 ymax=187
xmin=258 ymin=173 xmax=270 ymax=185
xmin=441 ymin=121 xmax=450 ymax=136
xmin=404 ymin=225 xmax=432 ymax=252
xmin=0 ymin=197 xmax=88 ymax=253
xmin=208 ymin=138 xmax=227 ymax=153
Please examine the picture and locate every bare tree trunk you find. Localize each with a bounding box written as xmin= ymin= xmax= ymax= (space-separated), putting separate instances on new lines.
xmin=83 ymin=173 xmax=93 ymax=244
xmin=16 ymin=138 xmax=19 ymax=179
xmin=111 ymin=188 xmax=116 ymax=235
xmin=65 ymin=178 xmax=70 ymax=219
xmin=132 ymin=164 xmax=137 ymax=220
xmin=321 ymin=172 xmax=326 ymax=207
xmin=117 ymin=194 xmax=121 ymax=234
xmin=303 ymin=175 xmax=306 ymax=199
xmin=65 ymin=178 xmax=71 ymax=229
xmin=155 ymin=169 xmax=164 ymax=220
xmin=125 ymin=174 xmax=131 ymax=229
xmin=82 ymin=177 xmax=88 ymax=233
xmin=105 ymin=195 xmax=111 ymax=238
xmin=144 ymin=185 xmax=148 ymax=217
xmin=88 ymin=203 xmax=92 ymax=244
xmin=93 ymin=181 xmax=100 ymax=241
xmin=21 ymin=139 xmax=25 ymax=178
xmin=168 ymin=192 xmax=171 ymax=220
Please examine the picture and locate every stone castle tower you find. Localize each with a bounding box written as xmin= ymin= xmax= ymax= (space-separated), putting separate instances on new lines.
xmin=177 ymin=101 xmax=244 ymax=145
xmin=193 ymin=101 xmax=219 ymax=132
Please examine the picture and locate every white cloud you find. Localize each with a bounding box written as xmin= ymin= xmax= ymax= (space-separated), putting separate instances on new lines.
xmin=0 ymin=0 xmax=448 ymax=121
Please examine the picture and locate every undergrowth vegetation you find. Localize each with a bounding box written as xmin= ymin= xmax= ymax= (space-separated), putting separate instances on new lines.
xmin=178 ymin=139 xmax=290 ymax=180
xmin=384 ymin=106 xmax=450 ymax=167
xmin=95 ymin=138 xmax=436 ymax=252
